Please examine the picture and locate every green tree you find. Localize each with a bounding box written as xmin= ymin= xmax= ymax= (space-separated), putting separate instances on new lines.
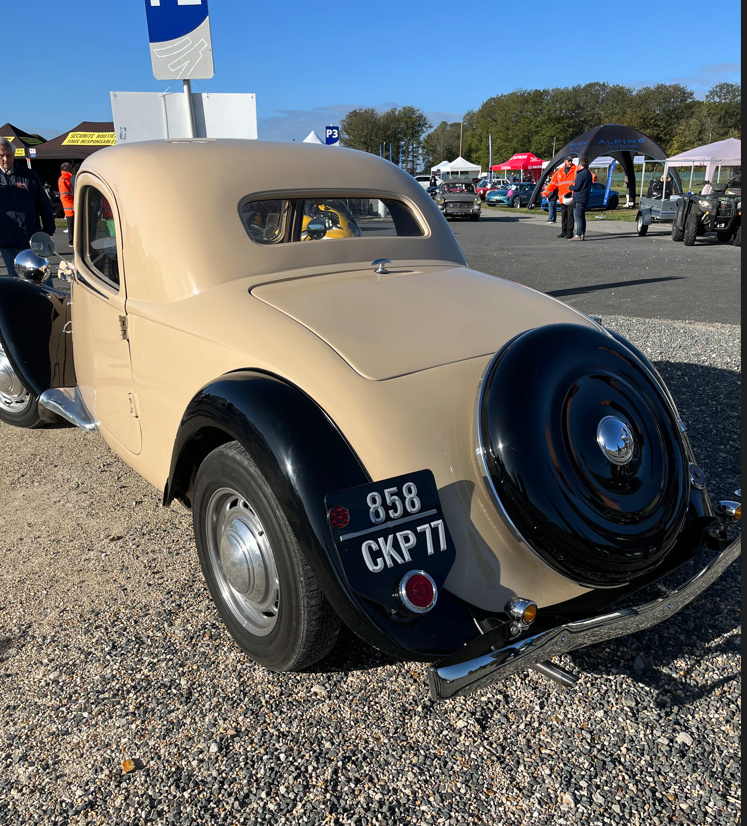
xmin=422 ymin=121 xmax=462 ymax=170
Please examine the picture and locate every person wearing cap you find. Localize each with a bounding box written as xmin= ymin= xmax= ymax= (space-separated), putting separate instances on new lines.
xmin=543 ymin=155 xmax=577 ymax=239
xmin=569 ymin=156 xmax=593 ymax=241
xmin=0 ymin=137 xmax=55 ymax=276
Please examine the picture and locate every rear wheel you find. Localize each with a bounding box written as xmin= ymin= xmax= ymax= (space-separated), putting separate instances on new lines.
xmin=671 ymin=222 xmax=684 ymax=242
xmin=0 ymin=341 xmax=43 ymax=428
xmin=636 ymin=212 xmax=648 ymax=236
xmin=193 ymin=441 xmax=340 ymax=672
xmin=606 ymin=195 xmax=619 ymax=210
xmin=683 ymin=213 xmax=699 ymax=246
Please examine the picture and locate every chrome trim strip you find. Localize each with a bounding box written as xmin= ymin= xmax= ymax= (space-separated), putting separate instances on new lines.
xmin=338 ymin=508 xmax=438 ymax=542
xmin=39 ymin=386 xmax=98 ymax=431
xmin=428 ymin=536 xmax=741 ymax=700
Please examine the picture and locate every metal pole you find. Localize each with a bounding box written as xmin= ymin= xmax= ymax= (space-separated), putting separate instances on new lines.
xmin=459 ymin=119 xmax=463 ymax=157
xmin=183 ymin=79 xmax=196 ymax=138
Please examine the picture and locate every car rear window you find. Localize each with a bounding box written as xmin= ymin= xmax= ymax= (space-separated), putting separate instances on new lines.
xmin=240 ymin=196 xmax=424 ymax=244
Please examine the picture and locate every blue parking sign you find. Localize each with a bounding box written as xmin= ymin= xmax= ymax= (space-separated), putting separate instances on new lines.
xmin=144 ymin=0 xmax=214 ymax=80
xmin=325 ymin=126 xmax=340 ymax=146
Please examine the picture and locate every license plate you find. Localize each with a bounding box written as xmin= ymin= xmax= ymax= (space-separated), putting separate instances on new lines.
xmin=325 ymin=470 xmax=456 ymax=606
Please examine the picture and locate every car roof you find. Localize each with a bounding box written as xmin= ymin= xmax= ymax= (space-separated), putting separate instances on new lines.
xmin=79 ymin=140 xmax=466 ymax=302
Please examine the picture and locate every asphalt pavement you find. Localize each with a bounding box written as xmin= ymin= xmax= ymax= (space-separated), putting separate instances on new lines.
xmin=452 ymin=209 xmax=741 ymax=326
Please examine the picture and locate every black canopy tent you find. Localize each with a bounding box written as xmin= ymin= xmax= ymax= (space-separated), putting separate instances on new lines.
xmin=0 ymin=123 xmax=46 ymax=162
xmin=528 ymin=124 xmax=679 ymax=208
xmin=29 ymin=121 xmax=115 ymax=191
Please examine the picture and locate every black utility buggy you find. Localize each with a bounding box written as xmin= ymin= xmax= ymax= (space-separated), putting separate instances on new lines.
xmin=672 ymin=175 xmax=741 ymax=246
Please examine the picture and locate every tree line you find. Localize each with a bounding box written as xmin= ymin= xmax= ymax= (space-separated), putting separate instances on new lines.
xmin=339 ymin=82 xmax=741 ymax=174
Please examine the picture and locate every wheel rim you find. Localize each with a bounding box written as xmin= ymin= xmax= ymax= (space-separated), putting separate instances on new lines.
xmin=0 ymin=343 xmax=32 ymax=414
xmin=205 ymin=486 xmax=280 ymax=636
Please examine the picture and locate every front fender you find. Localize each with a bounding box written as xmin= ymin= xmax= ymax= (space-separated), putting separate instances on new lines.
xmin=165 ymin=371 xmax=481 ymax=661
xmin=0 ymin=277 xmax=74 ymax=396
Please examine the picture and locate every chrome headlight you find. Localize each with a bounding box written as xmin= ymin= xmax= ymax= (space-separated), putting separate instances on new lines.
xmin=436 ymin=196 xmax=444 ymax=205
xmin=474 ymin=197 xmax=481 ymax=207
xmin=14 ymin=249 xmax=50 ymax=282
xmin=697 ymin=198 xmax=711 ymax=210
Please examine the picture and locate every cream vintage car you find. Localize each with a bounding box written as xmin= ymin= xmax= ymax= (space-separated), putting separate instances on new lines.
xmin=0 ymin=140 xmax=740 ymax=700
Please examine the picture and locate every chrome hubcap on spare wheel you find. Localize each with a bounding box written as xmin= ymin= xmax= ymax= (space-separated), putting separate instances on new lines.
xmin=597 ymin=416 xmax=635 ymax=466
xmin=206 ymin=487 xmax=279 ymax=636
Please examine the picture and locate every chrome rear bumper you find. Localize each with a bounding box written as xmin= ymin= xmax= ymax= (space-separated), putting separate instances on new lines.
xmin=428 ymin=535 xmax=740 ymax=701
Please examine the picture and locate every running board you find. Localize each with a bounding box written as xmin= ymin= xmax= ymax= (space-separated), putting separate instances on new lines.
xmin=39 ymin=387 xmax=98 ymax=431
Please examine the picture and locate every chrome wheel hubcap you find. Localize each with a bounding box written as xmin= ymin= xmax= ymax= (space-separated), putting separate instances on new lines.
xmin=0 ymin=344 xmax=31 ymax=412
xmin=597 ymin=416 xmax=635 ymax=465
xmin=206 ymin=487 xmax=279 ymax=636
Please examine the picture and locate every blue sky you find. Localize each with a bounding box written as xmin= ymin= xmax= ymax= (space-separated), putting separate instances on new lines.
xmin=7 ymin=0 xmax=742 ymax=142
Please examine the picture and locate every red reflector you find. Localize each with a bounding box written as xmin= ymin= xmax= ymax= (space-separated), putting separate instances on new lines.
xmin=406 ymin=575 xmax=434 ymax=608
xmin=327 ymin=506 xmax=350 ymax=529
xmin=400 ymin=571 xmax=437 ymax=613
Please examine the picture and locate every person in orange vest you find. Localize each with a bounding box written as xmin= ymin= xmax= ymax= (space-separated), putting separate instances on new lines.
xmin=543 ymin=154 xmax=577 ymax=239
xmin=58 ymin=162 xmax=75 ymax=247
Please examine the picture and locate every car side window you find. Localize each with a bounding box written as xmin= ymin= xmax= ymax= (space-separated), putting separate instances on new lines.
xmin=82 ymin=186 xmax=119 ymax=287
xmin=240 ymin=199 xmax=288 ymax=244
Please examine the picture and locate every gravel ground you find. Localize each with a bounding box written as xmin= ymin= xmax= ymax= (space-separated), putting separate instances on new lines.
xmin=0 ymin=316 xmax=740 ymax=826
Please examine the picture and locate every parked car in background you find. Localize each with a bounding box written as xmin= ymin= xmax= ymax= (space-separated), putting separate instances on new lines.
xmin=477 ymin=181 xmax=507 ymax=200
xmin=485 ymin=182 xmax=535 ymax=208
xmin=1 ymin=139 xmax=740 ymax=702
xmin=413 ymin=175 xmax=432 ymax=190
xmin=435 ymin=179 xmax=481 ymax=220
xmin=541 ymin=182 xmax=620 ymax=212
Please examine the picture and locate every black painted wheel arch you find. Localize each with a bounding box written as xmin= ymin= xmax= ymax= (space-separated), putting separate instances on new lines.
xmin=164 ymin=370 xmax=481 ymax=661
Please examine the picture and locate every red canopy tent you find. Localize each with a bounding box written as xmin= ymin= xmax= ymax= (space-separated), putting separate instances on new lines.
xmin=492 ymin=152 xmax=545 ymax=182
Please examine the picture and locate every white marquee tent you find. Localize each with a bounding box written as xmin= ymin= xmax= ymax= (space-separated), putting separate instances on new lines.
xmin=663 ymin=138 xmax=741 ymax=193
xmin=431 ymin=156 xmax=481 ymax=179
xmin=303 ymin=130 xmax=323 ymax=144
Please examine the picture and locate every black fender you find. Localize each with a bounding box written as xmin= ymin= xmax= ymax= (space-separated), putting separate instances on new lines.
xmin=0 ymin=277 xmax=74 ymax=396
xmin=165 ymin=371 xmax=480 ymax=661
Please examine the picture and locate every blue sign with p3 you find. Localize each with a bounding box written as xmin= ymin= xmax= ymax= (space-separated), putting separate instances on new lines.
xmin=325 ymin=126 xmax=340 ymax=146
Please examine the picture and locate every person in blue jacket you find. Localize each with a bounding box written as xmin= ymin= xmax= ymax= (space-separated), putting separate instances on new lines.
xmin=569 ymin=156 xmax=593 ymax=241
xmin=0 ymin=137 xmax=55 ymax=276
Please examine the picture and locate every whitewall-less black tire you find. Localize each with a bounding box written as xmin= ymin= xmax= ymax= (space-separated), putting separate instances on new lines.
xmin=193 ymin=441 xmax=340 ymax=672
xmin=0 ymin=341 xmax=43 ymax=428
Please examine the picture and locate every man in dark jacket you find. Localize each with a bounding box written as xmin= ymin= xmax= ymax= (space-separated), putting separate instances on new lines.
xmin=0 ymin=137 xmax=56 ymax=276
xmin=569 ymin=156 xmax=593 ymax=241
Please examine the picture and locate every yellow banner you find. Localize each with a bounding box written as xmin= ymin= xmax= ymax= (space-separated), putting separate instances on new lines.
xmin=15 ymin=148 xmax=25 ymax=156
xmin=62 ymin=132 xmax=116 ymax=146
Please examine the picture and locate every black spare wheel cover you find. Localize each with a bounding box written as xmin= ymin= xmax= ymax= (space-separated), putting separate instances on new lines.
xmin=479 ymin=323 xmax=689 ymax=587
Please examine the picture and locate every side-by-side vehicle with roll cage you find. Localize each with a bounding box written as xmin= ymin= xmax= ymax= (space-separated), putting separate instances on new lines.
xmin=0 ymin=140 xmax=740 ymax=700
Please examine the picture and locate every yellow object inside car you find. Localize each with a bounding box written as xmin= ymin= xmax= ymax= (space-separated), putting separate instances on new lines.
xmin=301 ymin=202 xmax=362 ymax=240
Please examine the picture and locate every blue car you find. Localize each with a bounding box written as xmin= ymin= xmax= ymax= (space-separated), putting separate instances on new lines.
xmin=541 ymin=182 xmax=620 ymax=211
xmin=485 ymin=182 xmax=536 ymax=208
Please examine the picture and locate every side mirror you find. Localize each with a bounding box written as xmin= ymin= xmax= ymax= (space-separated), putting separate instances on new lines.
xmin=29 ymin=231 xmax=55 ymax=258
xmin=305 ymin=218 xmax=327 ymax=241
xmin=14 ymin=248 xmax=50 ymax=283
